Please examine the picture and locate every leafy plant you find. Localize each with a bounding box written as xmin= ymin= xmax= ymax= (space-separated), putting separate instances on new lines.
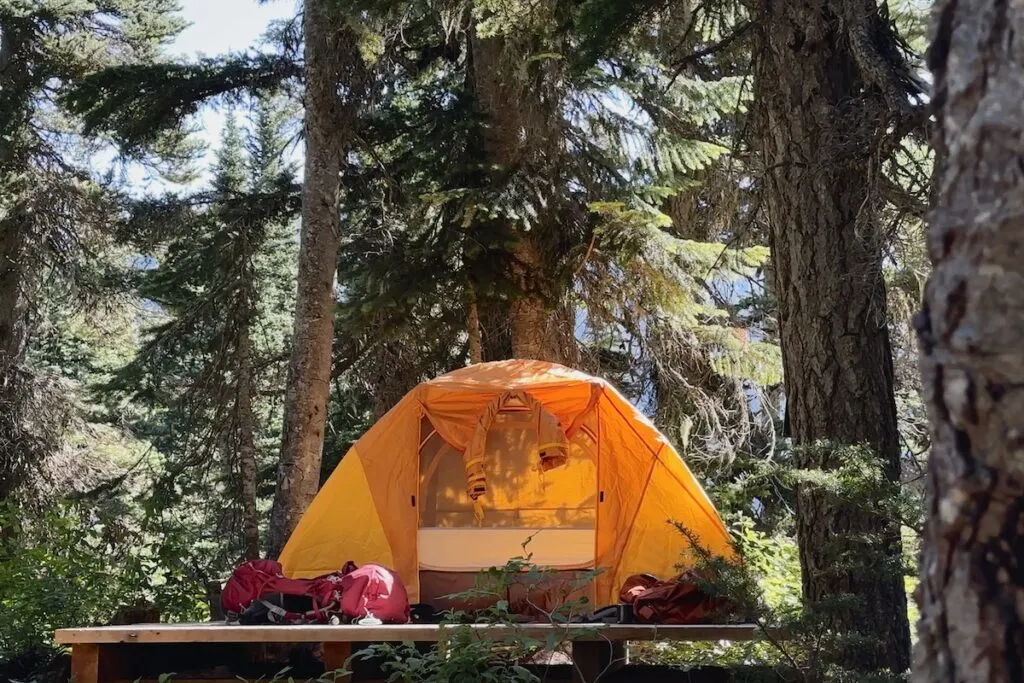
xmin=343 ymin=540 xmax=604 ymax=683
xmin=0 ymin=500 xmax=205 ymax=661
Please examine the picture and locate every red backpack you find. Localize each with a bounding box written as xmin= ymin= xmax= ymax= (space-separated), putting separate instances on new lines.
xmin=221 ymin=559 xmax=352 ymax=624
xmin=221 ymin=559 xmax=410 ymax=625
xmin=339 ymin=563 xmax=411 ymax=624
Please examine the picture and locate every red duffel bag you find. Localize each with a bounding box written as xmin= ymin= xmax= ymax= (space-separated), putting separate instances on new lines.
xmin=222 ymin=559 xmax=410 ymax=625
xmin=221 ymin=559 xmax=352 ymax=624
xmin=619 ymin=570 xmax=729 ymax=625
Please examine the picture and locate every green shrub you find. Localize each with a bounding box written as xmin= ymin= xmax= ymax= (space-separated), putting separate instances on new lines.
xmin=0 ymin=500 xmax=207 ymax=660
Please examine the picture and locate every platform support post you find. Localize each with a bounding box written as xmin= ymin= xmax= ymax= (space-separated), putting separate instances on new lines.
xmin=321 ymin=641 xmax=353 ymax=680
xmin=571 ymin=640 xmax=625 ymax=683
xmin=71 ymin=643 xmax=101 ymax=683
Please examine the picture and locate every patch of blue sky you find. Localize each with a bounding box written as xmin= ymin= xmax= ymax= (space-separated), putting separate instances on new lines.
xmin=95 ymin=0 xmax=298 ymax=194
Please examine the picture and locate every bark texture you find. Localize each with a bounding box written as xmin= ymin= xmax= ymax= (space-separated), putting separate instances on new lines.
xmin=267 ymin=0 xmax=364 ymax=557
xmin=751 ymin=0 xmax=912 ymax=672
xmin=0 ymin=221 xmax=30 ymax=501
xmin=913 ymin=3 xmax=1024 ymax=681
xmin=468 ymin=28 xmax=568 ymax=365
xmin=0 ymin=25 xmax=29 ymax=371
xmin=477 ymin=296 xmax=514 ymax=362
xmin=0 ymin=223 xmax=27 ymax=369
xmin=0 ymin=22 xmax=38 ymax=502
xmin=508 ymin=235 xmax=566 ymax=363
xmin=466 ymin=286 xmax=483 ymax=365
xmin=235 ymin=324 xmax=260 ymax=561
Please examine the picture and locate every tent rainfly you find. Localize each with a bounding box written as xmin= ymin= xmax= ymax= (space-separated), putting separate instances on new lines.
xmin=279 ymin=360 xmax=734 ymax=608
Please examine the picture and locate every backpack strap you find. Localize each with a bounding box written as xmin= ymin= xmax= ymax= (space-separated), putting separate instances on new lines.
xmin=261 ymin=598 xmax=342 ymax=624
xmin=261 ymin=600 xmax=291 ymax=623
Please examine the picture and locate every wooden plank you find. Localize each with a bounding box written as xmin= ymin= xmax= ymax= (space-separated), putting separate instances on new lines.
xmin=55 ymin=622 xmax=765 ymax=645
xmin=71 ymin=643 xmax=101 ymax=683
xmin=112 ymin=680 xmax=243 ymax=683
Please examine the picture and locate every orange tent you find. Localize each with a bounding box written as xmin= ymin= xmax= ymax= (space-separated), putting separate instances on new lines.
xmin=279 ymin=360 xmax=734 ymax=607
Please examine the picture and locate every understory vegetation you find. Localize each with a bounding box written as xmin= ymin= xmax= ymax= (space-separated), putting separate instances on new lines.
xmin=0 ymin=0 xmax=965 ymax=681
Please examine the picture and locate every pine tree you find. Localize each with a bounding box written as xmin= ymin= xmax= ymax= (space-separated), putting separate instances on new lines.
xmin=746 ymin=0 xmax=922 ymax=673
xmin=332 ymin=0 xmax=779 ymax=465
xmin=59 ymin=0 xmax=391 ymax=557
xmin=266 ymin=0 xmax=376 ymax=558
xmin=116 ymin=101 xmax=299 ymax=566
xmin=0 ymin=0 xmax=185 ymax=501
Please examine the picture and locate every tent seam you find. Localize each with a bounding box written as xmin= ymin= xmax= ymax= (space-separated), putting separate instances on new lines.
xmin=602 ymin=388 xmax=664 ymax=458
xmin=610 ymin=447 xmax=662 ymax=585
xmin=603 ymin=391 xmax=729 ymax=538
xmin=425 ymin=379 xmax=607 ymax=392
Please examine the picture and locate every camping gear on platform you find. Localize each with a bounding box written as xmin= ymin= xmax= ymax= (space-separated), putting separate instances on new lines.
xmin=339 ymin=563 xmax=411 ymax=624
xmin=571 ymin=603 xmax=635 ymax=624
xmin=221 ymin=559 xmax=409 ymax=625
xmin=221 ymin=559 xmax=348 ymax=624
xmin=620 ymin=571 xmax=730 ymax=625
xmin=277 ymin=360 xmax=734 ymax=613
xmin=571 ymin=570 xmax=729 ymax=625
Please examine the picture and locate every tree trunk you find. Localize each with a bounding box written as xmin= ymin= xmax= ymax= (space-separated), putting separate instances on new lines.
xmin=751 ymin=0 xmax=911 ymax=673
xmin=913 ymin=3 xmax=1024 ymax=681
xmin=0 ymin=221 xmax=27 ymax=502
xmin=0 ymin=222 xmax=27 ymax=370
xmin=267 ymin=0 xmax=363 ymax=558
xmin=478 ymin=295 xmax=513 ymax=362
xmin=0 ymin=28 xmax=28 ymax=372
xmin=466 ymin=285 xmax=482 ymax=365
xmin=468 ymin=28 xmax=567 ymax=365
xmin=236 ymin=323 xmax=260 ymax=561
xmin=508 ymin=234 xmax=564 ymax=363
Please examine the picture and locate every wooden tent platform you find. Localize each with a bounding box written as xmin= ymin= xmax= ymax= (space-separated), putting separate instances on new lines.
xmin=56 ymin=622 xmax=765 ymax=683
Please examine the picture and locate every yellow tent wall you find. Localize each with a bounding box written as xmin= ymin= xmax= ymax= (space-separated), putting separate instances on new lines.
xmin=278 ymin=360 xmax=734 ymax=605
xmin=278 ymin=394 xmax=421 ymax=597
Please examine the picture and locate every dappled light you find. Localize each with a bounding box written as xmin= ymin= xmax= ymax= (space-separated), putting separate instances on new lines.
xmin=2 ymin=1 xmax=1015 ymax=683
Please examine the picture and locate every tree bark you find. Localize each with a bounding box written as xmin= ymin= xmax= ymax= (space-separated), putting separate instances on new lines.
xmin=0 ymin=22 xmax=37 ymax=504
xmin=236 ymin=323 xmax=260 ymax=561
xmin=751 ymin=0 xmax=911 ymax=673
xmin=0 ymin=26 xmax=29 ymax=373
xmin=913 ymin=3 xmax=1024 ymax=681
xmin=468 ymin=28 xmax=567 ymax=365
xmin=0 ymin=222 xmax=27 ymax=370
xmin=508 ymin=234 xmax=564 ymax=363
xmin=267 ymin=0 xmax=363 ymax=558
xmin=466 ymin=284 xmax=482 ymax=365
xmin=478 ymin=295 xmax=514 ymax=362
xmin=0 ymin=220 xmax=28 ymax=502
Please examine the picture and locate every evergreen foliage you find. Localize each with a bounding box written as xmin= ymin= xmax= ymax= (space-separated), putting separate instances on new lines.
xmin=0 ymin=0 xmax=185 ymax=502
xmin=65 ymin=55 xmax=302 ymax=158
xmin=0 ymin=0 xmax=941 ymax=680
xmin=112 ymin=99 xmax=299 ymax=570
xmin=330 ymin=0 xmax=778 ymax=470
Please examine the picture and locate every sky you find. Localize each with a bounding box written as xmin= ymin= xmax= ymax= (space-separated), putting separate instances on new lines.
xmin=127 ymin=0 xmax=298 ymax=190
xmin=175 ymin=0 xmax=298 ymax=151
xmin=172 ymin=0 xmax=297 ymax=58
